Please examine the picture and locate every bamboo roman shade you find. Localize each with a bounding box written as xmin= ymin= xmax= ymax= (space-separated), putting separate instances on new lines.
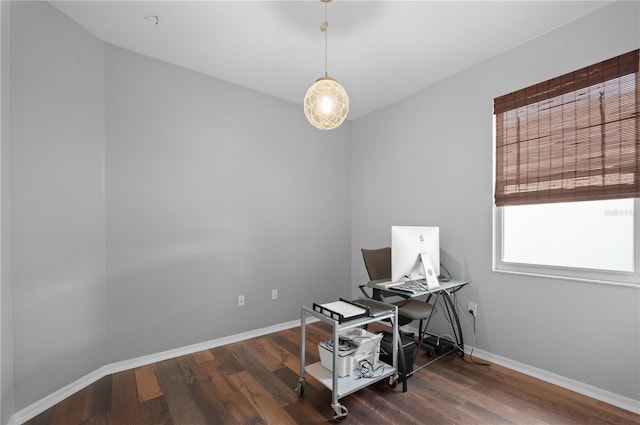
xmin=494 ymin=50 xmax=640 ymax=207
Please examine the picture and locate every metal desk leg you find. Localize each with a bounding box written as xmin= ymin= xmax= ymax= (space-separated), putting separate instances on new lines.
xmin=392 ymin=309 xmax=399 ymax=389
xmin=416 ymin=291 xmax=464 ymax=359
xmin=441 ymin=290 xmax=464 ymax=358
xmin=390 ymin=317 xmax=408 ymax=392
xmin=415 ymin=293 xmax=435 ymax=353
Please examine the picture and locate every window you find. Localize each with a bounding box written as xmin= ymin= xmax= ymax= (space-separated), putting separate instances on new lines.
xmin=495 ymin=199 xmax=638 ymax=284
xmin=494 ymin=50 xmax=640 ymax=286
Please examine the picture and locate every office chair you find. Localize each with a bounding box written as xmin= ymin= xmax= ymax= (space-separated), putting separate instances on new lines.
xmin=360 ymin=247 xmax=433 ymax=340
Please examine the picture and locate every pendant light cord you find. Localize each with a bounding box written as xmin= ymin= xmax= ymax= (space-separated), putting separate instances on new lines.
xmin=323 ymin=1 xmax=329 ymax=78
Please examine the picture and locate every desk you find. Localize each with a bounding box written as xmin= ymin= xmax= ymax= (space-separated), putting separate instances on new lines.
xmin=363 ymin=279 xmax=469 ymax=371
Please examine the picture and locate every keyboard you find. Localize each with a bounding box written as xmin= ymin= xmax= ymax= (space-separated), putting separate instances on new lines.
xmin=389 ymin=281 xmax=428 ymax=294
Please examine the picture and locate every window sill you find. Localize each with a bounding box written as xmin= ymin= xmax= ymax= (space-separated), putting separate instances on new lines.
xmin=493 ymin=266 xmax=640 ymax=289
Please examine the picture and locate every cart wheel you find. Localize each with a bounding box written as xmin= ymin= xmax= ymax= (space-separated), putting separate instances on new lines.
xmin=294 ymin=378 xmax=305 ymax=397
xmin=384 ymin=375 xmax=398 ymax=389
xmin=331 ymin=403 xmax=348 ymax=421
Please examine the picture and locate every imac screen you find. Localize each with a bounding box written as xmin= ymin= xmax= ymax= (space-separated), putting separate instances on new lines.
xmin=391 ymin=226 xmax=440 ymax=283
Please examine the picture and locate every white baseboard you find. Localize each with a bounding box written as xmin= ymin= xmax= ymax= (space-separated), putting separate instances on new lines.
xmin=9 ymin=318 xmax=638 ymax=424
xmin=8 ymin=318 xmax=312 ymax=425
xmin=467 ymin=347 xmax=640 ymax=415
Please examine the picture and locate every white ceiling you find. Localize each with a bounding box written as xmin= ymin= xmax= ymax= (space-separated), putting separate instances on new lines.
xmin=51 ymin=0 xmax=612 ymax=120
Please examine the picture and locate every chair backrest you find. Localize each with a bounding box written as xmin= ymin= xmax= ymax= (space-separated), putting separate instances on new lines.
xmin=361 ymin=247 xmax=392 ymax=281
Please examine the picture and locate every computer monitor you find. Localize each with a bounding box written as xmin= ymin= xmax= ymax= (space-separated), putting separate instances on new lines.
xmin=391 ymin=226 xmax=440 ymax=285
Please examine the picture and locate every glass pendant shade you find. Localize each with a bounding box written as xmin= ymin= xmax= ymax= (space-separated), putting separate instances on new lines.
xmin=304 ymin=77 xmax=349 ymax=130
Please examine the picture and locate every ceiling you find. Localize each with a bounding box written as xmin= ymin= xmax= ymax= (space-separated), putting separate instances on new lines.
xmin=50 ymin=0 xmax=612 ymax=120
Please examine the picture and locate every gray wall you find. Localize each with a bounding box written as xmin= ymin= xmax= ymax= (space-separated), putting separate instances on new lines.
xmin=8 ymin=1 xmax=107 ymax=412
xmin=350 ymin=0 xmax=640 ymax=402
xmin=104 ymin=45 xmax=351 ymax=363
xmin=1 ymin=2 xmax=14 ymax=423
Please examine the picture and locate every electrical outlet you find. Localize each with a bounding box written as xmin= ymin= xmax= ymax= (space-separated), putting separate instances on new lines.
xmin=238 ymin=295 xmax=245 ymax=307
xmin=271 ymin=289 xmax=278 ymax=300
xmin=468 ymin=302 xmax=478 ymax=316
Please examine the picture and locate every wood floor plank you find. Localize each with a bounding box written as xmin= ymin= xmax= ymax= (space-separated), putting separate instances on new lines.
xmin=330 ymin=389 xmax=397 ymax=425
xmin=151 ymin=395 xmax=174 ymax=425
xmin=298 ymin=323 xmax=332 ymax=349
xmin=188 ymin=379 xmax=241 ymax=424
xmin=407 ymin=389 xmax=480 ymax=424
xmin=174 ymin=354 xmax=210 ymax=384
xmin=228 ymin=342 xmax=299 ymax=406
xmin=271 ymin=361 xmax=301 ymax=390
xmin=247 ymin=337 xmax=287 ymax=372
xmin=449 ymin=356 xmax=593 ymax=413
xmin=284 ymin=403 xmax=329 ymax=424
xmin=346 ymin=385 xmax=428 ymax=425
xmin=417 ymin=364 xmax=545 ymax=423
xmin=284 ymin=327 xmax=324 ymax=365
xmin=272 ymin=364 xmax=341 ymax=423
xmin=409 ymin=369 xmax=468 ymax=407
xmin=183 ymin=352 xmax=245 ymax=424
xmin=210 ymin=344 xmax=245 ymax=375
xmin=49 ymin=389 xmax=86 ymax=425
xmin=138 ymin=395 xmax=173 ymax=425
xmin=272 ymin=364 xmax=333 ymax=410
xmin=269 ymin=331 xmax=304 ymax=359
xmin=588 ymin=401 xmax=640 ymax=425
xmin=442 ymin=358 xmax=597 ymax=424
xmin=81 ymin=415 xmax=109 ymax=425
xmin=328 ymin=397 xmax=384 ymax=425
xmin=134 ymin=364 xmax=163 ymax=402
xmin=192 ymin=349 xmax=215 ymax=364
xmin=272 ymin=365 xmax=329 ymax=403
xmin=256 ymin=335 xmax=303 ymax=374
xmin=192 ymin=354 xmax=263 ymax=424
xmin=228 ymin=369 xmax=299 ymax=425
xmin=457 ymin=399 xmax=518 ymax=424
xmin=108 ymin=369 xmax=144 ymax=425
xmin=82 ymin=375 xmax=112 ymax=420
xmin=155 ymin=359 xmax=208 ymax=425
xmin=471 ymin=380 xmax=583 ymax=425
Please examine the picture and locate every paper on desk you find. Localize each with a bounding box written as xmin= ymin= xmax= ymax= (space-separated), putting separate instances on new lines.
xmin=320 ymin=301 xmax=366 ymax=318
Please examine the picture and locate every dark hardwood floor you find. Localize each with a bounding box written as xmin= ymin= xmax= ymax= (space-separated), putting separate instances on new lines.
xmin=24 ymin=322 xmax=640 ymax=425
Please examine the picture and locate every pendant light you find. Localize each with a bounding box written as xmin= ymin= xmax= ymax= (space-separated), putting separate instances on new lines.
xmin=304 ymin=0 xmax=349 ymax=130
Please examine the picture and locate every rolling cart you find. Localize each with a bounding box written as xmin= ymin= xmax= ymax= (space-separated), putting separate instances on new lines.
xmin=295 ymin=299 xmax=399 ymax=421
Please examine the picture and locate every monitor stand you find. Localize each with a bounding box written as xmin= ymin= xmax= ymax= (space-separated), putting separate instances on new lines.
xmin=419 ymin=252 xmax=440 ymax=290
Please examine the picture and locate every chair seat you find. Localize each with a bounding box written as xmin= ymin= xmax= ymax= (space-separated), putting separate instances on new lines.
xmin=393 ymin=299 xmax=433 ymax=320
